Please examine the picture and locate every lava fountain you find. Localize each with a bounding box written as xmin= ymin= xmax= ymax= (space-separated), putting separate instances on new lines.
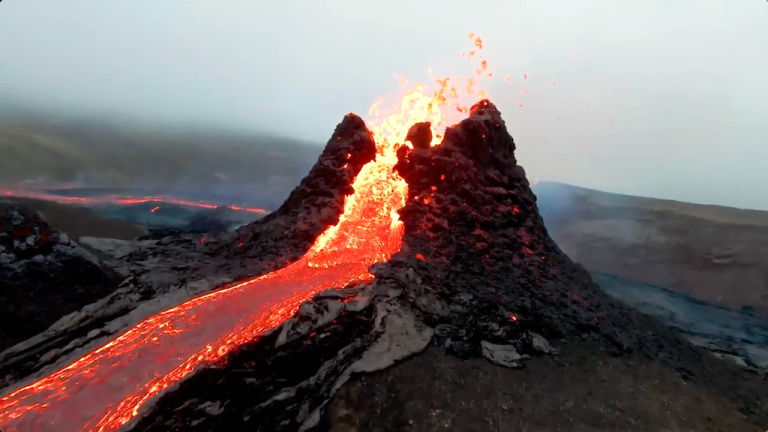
xmin=0 ymin=34 xmax=496 ymax=432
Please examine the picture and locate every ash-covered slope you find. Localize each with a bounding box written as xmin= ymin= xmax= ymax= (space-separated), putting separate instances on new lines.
xmin=130 ymin=102 xmax=767 ymax=431
xmin=0 ymin=200 xmax=120 ymax=352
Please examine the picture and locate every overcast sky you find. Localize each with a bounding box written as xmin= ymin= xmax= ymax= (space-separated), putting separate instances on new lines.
xmin=1 ymin=0 xmax=767 ymax=209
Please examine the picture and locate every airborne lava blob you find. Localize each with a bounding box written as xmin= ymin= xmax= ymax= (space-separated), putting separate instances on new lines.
xmin=0 ymin=34 xmax=497 ymax=432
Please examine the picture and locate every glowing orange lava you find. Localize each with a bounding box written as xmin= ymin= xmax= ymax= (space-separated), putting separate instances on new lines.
xmin=0 ymin=34 xmax=495 ymax=432
xmin=0 ymin=188 xmax=268 ymax=214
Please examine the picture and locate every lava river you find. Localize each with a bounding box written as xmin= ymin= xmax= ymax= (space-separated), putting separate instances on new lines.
xmin=0 ymin=34 xmax=493 ymax=432
xmin=0 ymin=146 xmax=408 ymax=432
xmin=0 ymin=187 xmax=268 ymax=214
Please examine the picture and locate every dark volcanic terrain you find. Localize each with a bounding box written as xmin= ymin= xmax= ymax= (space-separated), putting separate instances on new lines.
xmin=0 ymin=201 xmax=122 ymax=352
xmin=0 ymin=101 xmax=766 ymax=432
xmin=128 ymin=102 xmax=767 ymax=431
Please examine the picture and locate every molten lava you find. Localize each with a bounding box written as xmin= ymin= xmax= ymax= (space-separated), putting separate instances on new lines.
xmin=0 ymin=188 xmax=268 ymax=214
xmin=0 ymin=34 xmax=497 ymax=432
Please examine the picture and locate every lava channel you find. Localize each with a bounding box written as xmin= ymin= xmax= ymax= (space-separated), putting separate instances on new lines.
xmin=0 ymin=34 xmax=494 ymax=432
xmin=0 ymin=188 xmax=268 ymax=214
xmin=0 ymin=146 xmax=407 ymax=432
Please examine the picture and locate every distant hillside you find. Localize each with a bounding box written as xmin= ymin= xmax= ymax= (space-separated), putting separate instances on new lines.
xmin=535 ymin=181 xmax=768 ymax=314
xmin=0 ymin=110 xmax=321 ymax=208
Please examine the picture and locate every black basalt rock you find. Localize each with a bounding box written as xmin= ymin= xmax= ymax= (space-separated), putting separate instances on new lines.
xmin=211 ymin=113 xmax=378 ymax=273
xmin=0 ymin=201 xmax=121 ymax=352
xmin=393 ymin=100 xmax=666 ymax=344
xmin=404 ymin=122 xmax=432 ymax=150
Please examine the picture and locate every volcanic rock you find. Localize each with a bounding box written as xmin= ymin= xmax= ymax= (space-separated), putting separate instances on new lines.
xmin=222 ymin=113 xmax=377 ymax=270
xmin=127 ymin=101 xmax=768 ymax=431
xmin=404 ymin=122 xmax=432 ymax=150
xmin=0 ymin=200 xmax=121 ymax=352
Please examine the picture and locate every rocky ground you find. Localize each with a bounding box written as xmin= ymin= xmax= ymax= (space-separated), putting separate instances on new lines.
xmin=320 ymin=344 xmax=758 ymax=432
xmin=1 ymin=102 xmax=767 ymax=432
xmin=0 ymin=200 xmax=122 ymax=352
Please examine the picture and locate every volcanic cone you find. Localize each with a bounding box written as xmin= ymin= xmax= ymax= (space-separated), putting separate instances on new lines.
xmin=131 ymin=101 xmax=768 ymax=431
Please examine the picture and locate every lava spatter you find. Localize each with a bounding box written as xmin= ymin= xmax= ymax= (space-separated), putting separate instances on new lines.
xmin=0 ymin=36 xmax=497 ymax=432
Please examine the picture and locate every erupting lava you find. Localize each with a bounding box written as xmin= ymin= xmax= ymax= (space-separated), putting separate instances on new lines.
xmin=0 ymin=34 xmax=497 ymax=432
xmin=0 ymin=188 xmax=268 ymax=214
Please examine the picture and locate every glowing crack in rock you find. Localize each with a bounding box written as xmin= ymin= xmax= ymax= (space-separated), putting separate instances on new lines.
xmin=0 ymin=34 xmax=496 ymax=432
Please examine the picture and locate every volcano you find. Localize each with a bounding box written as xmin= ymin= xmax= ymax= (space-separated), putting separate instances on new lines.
xmin=0 ymin=99 xmax=766 ymax=432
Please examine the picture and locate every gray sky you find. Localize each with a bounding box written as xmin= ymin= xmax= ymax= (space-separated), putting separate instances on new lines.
xmin=1 ymin=0 xmax=767 ymax=209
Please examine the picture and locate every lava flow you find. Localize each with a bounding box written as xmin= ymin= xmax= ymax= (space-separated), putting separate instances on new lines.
xmin=0 ymin=188 xmax=268 ymax=214
xmin=0 ymin=34 xmax=495 ymax=432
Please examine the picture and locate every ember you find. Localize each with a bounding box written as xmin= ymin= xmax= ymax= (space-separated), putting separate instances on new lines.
xmin=0 ymin=35 xmax=498 ymax=432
